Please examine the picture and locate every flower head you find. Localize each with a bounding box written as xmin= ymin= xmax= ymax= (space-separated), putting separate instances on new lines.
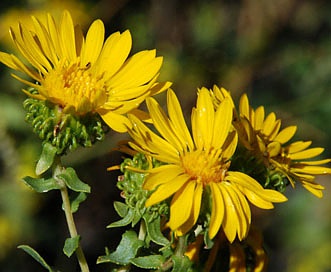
xmin=0 ymin=10 xmax=170 ymax=132
xmin=127 ymin=87 xmax=287 ymax=242
xmin=237 ymin=94 xmax=331 ymax=197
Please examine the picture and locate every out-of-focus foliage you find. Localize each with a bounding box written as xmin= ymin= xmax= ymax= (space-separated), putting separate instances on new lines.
xmin=0 ymin=0 xmax=331 ymax=271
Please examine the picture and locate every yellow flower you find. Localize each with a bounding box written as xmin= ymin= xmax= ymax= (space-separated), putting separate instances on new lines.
xmin=238 ymin=94 xmax=331 ymax=198
xmin=229 ymin=228 xmax=268 ymax=272
xmin=0 ymin=10 xmax=170 ymax=132
xmin=127 ymin=87 xmax=287 ymax=242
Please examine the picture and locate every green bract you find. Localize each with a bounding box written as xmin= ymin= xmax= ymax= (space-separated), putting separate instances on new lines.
xmin=23 ymin=88 xmax=109 ymax=155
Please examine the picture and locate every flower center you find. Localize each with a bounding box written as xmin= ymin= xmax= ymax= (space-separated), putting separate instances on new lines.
xmin=180 ymin=149 xmax=227 ymax=186
xmin=42 ymin=62 xmax=107 ymax=115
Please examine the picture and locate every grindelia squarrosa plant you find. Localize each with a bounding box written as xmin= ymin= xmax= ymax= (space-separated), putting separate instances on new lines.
xmin=0 ymin=9 xmax=330 ymax=272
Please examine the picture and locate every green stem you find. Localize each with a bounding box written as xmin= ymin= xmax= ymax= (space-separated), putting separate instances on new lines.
xmin=174 ymin=235 xmax=187 ymax=257
xmin=53 ymin=158 xmax=90 ymax=272
xmin=138 ymin=220 xmax=147 ymax=241
xmin=159 ymin=235 xmax=187 ymax=271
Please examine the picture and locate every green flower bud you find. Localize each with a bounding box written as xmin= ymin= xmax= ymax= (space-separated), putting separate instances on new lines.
xmin=117 ymin=153 xmax=169 ymax=221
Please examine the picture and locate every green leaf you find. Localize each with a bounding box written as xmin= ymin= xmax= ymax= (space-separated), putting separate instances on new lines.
xmin=22 ymin=176 xmax=61 ymax=193
xmin=204 ymin=230 xmax=214 ymax=249
xmin=63 ymin=236 xmax=80 ymax=257
xmin=97 ymin=230 xmax=144 ymax=265
xmin=69 ymin=192 xmax=88 ymax=213
xmin=57 ymin=167 xmax=91 ymax=193
xmin=131 ymin=255 xmax=165 ymax=269
xmin=18 ymin=245 xmax=54 ymax=271
xmin=113 ymin=201 xmax=129 ymax=217
xmin=171 ymin=255 xmax=193 ymax=272
xmin=132 ymin=209 xmax=143 ymax=227
xmin=107 ymin=208 xmax=135 ymax=228
xmin=143 ymin=214 xmax=170 ymax=246
xmin=36 ymin=142 xmax=57 ymax=175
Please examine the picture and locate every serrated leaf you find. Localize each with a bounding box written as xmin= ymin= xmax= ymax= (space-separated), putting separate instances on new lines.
xmin=97 ymin=230 xmax=144 ymax=265
xmin=113 ymin=201 xmax=129 ymax=217
xmin=57 ymin=167 xmax=91 ymax=193
xmin=22 ymin=176 xmax=61 ymax=193
xmin=131 ymin=255 xmax=165 ymax=269
xmin=70 ymin=192 xmax=88 ymax=213
xmin=107 ymin=208 xmax=135 ymax=228
xmin=36 ymin=142 xmax=57 ymax=175
xmin=171 ymin=255 xmax=193 ymax=272
xmin=63 ymin=236 xmax=80 ymax=257
xmin=143 ymin=214 xmax=170 ymax=246
xmin=18 ymin=245 xmax=54 ymax=271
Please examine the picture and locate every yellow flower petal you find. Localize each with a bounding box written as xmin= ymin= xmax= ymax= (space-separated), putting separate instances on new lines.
xmin=59 ymin=10 xmax=76 ymax=61
xmin=222 ymin=130 xmax=238 ymax=160
xmin=168 ymin=181 xmax=196 ymax=230
xmin=230 ymin=184 xmax=251 ymax=240
xmin=219 ymin=184 xmax=240 ymax=243
xmin=0 ymin=52 xmax=39 ymax=82
xmin=47 ymin=13 xmax=62 ymax=58
xmin=212 ymin=98 xmax=233 ymax=150
xmin=291 ymin=165 xmax=331 ymax=175
xmin=261 ymin=112 xmax=281 ymax=140
xmin=267 ymin=141 xmax=281 ymax=157
xmin=286 ymin=141 xmax=312 ymax=153
xmin=146 ymin=97 xmax=184 ymax=151
xmin=299 ymin=158 xmax=331 ymax=165
xmin=95 ymin=30 xmax=131 ymax=79
xmin=289 ymin=147 xmax=324 ymax=160
xmin=209 ymin=182 xmax=225 ymax=239
xmin=241 ymin=188 xmax=275 ymax=209
xmin=167 ymin=89 xmax=194 ymax=151
xmin=146 ymin=174 xmax=190 ymax=207
xmin=9 ymin=26 xmax=48 ymax=74
xmin=301 ymin=182 xmax=324 ymax=198
xmin=226 ymin=171 xmax=264 ymax=191
xmin=274 ymin=125 xmax=297 ymax=144
xmin=194 ymin=88 xmax=215 ymax=149
xmin=254 ymin=106 xmax=265 ymax=131
xmin=239 ymin=94 xmax=250 ymax=119
xmin=109 ymin=50 xmax=162 ymax=89
xmin=176 ymin=182 xmax=203 ymax=236
xmin=19 ymin=24 xmax=52 ymax=73
xmin=98 ymin=109 xmax=131 ymax=132
xmin=143 ymin=165 xmax=183 ymax=191
xmin=128 ymin=114 xmax=179 ymax=163
xmin=80 ymin=19 xmax=105 ymax=66
xmin=31 ymin=16 xmax=59 ymax=66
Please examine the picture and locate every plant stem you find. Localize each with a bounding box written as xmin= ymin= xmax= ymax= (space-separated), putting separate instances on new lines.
xmin=138 ymin=220 xmax=147 ymax=241
xmin=53 ymin=158 xmax=90 ymax=272
xmin=159 ymin=235 xmax=188 ymax=271
xmin=174 ymin=235 xmax=187 ymax=257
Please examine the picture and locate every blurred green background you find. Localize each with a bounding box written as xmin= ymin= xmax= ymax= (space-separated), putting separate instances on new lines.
xmin=0 ymin=0 xmax=331 ymax=271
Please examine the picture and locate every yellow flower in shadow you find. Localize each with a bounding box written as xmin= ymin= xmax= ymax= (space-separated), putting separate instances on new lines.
xmin=238 ymin=93 xmax=331 ymax=198
xmin=209 ymin=85 xmax=331 ymax=198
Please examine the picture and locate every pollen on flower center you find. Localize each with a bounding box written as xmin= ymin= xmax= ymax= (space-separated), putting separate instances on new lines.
xmin=180 ymin=149 xmax=226 ymax=186
xmin=42 ymin=62 xmax=107 ymax=115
